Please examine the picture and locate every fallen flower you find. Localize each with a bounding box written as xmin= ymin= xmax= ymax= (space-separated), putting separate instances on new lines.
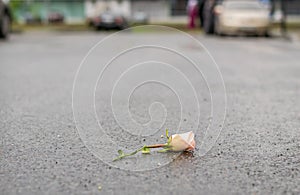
xmin=113 ymin=129 xmax=195 ymax=161
xmin=169 ymin=131 xmax=195 ymax=152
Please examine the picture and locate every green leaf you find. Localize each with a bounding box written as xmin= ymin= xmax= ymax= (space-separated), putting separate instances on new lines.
xmin=165 ymin=129 xmax=172 ymax=145
xmin=142 ymin=147 xmax=150 ymax=154
xmin=166 ymin=129 xmax=169 ymax=139
xmin=167 ymin=137 xmax=172 ymax=144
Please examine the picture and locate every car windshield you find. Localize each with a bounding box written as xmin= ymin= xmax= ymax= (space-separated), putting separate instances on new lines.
xmin=224 ymin=1 xmax=263 ymax=10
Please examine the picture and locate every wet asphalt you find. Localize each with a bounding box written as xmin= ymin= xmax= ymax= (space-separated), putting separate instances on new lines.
xmin=0 ymin=30 xmax=300 ymax=194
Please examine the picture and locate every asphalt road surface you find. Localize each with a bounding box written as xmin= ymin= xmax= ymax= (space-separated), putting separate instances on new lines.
xmin=1 ymin=30 xmax=300 ymax=194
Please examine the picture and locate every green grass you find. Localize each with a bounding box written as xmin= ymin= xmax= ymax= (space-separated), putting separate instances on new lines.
xmin=12 ymin=23 xmax=90 ymax=32
xmin=131 ymin=23 xmax=202 ymax=33
xmin=11 ymin=21 xmax=300 ymax=35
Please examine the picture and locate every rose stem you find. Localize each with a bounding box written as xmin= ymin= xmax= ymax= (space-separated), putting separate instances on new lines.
xmin=145 ymin=143 xmax=167 ymax=148
xmin=113 ymin=144 xmax=168 ymax=161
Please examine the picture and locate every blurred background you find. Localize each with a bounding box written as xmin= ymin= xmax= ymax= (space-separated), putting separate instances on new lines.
xmin=1 ymin=0 xmax=300 ymax=37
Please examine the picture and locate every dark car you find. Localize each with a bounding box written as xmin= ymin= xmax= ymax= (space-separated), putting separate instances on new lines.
xmin=91 ymin=11 xmax=128 ymax=30
xmin=0 ymin=0 xmax=12 ymax=39
xmin=24 ymin=12 xmax=42 ymax=25
xmin=48 ymin=12 xmax=64 ymax=24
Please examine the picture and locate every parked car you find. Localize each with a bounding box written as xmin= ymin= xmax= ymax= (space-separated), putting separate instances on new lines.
xmin=24 ymin=12 xmax=42 ymax=25
xmin=48 ymin=12 xmax=64 ymax=24
xmin=91 ymin=11 xmax=128 ymax=30
xmin=132 ymin=11 xmax=149 ymax=24
xmin=203 ymin=0 xmax=270 ymax=35
xmin=0 ymin=0 xmax=12 ymax=39
xmin=213 ymin=0 xmax=270 ymax=36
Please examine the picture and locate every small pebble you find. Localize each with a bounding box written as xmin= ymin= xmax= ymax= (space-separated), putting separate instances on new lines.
xmin=160 ymin=135 xmax=164 ymax=138
xmin=98 ymin=185 xmax=102 ymax=191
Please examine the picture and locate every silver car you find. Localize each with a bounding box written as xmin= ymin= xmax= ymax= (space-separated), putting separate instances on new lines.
xmin=214 ymin=0 xmax=270 ymax=36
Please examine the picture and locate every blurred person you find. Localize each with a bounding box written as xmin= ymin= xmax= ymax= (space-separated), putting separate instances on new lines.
xmin=187 ymin=0 xmax=198 ymax=29
xmin=198 ymin=0 xmax=205 ymax=27
xmin=279 ymin=0 xmax=287 ymax=36
xmin=202 ymin=0 xmax=217 ymax=34
xmin=269 ymin=0 xmax=275 ymax=16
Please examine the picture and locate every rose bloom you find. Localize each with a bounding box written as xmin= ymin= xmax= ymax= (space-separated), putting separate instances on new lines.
xmin=169 ymin=131 xmax=195 ymax=152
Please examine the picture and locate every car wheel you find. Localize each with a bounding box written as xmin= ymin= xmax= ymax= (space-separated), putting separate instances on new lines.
xmin=119 ymin=22 xmax=128 ymax=30
xmin=264 ymin=31 xmax=270 ymax=37
xmin=0 ymin=13 xmax=11 ymax=39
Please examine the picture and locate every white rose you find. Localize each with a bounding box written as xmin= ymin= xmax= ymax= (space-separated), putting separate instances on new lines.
xmin=169 ymin=131 xmax=195 ymax=152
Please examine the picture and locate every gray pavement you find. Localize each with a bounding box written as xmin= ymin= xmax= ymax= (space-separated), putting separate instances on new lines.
xmin=0 ymin=31 xmax=300 ymax=194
